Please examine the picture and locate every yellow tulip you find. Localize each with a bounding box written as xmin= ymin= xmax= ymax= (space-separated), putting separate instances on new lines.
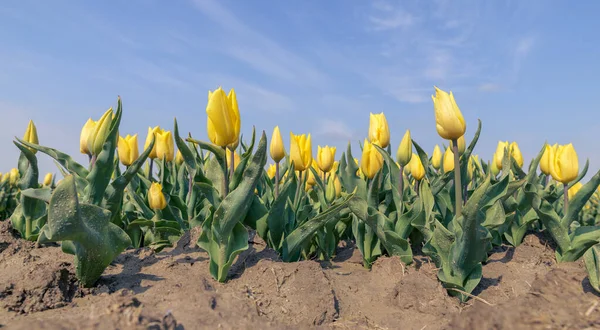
xmin=410 ymin=154 xmax=425 ymax=181
xmin=490 ymin=157 xmax=500 ymax=176
xmin=540 ymin=144 xmax=552 ymax=175
xmin=550 ymin=143 xmax=578 ymax=184
xmin=431 ymin=86 xmax=466 ymax=140
xmin=148 ymin=182 xmax=167 ymax=210
xmin=368 ymin=112 xmax=390 ymax=148
xmin=332 ymin=161 xmax=340 ymax=173
xmin=317 ymin=146 xmax=336 ymax=173
xmin=289 ymin=132 xmax=312 ymax=171
xmin=494 ymin=141 xmax=509 ymax=169
xmin=396 ymin=130 xmax=412 ymax=167
xmin=80 ymin=118 xmax=96 ymax=155
xmin=118 ymin=134 xmax=139 ymax=166
xmin=175 ymin=150 xmax=184 ymax=166
xmin=509 ymin=142 xmax=524 ymax=168
xmin=1 ymin=173 xmax=8 ymax=183
xmin=227 ymin=149 xmax=241 ymax=171
xmin=155 ymin=130 xmax=174 ymax=162
xmin=467 ymin=155 xmax=478 ymax=180
xmin=206 ymin=87 xmax=240 ymax=147
xmin=23 ymin=120 xmax=39 ymax=154
xmin=227 ymin=88 xmax=242 ymax=148
xmin=361 ymin=139 xmax=383 ymax=179
xmin=568 ymin=182 xmax=583 ymax=200
xmin=43 ymin=173 xmax=53 ymax=186
xmin=332 ymin=174 xmax=342 ymax=198
xmin=267 ymin=164 xmax=277 ymax=179
xmin=144 ymin=126 xmax=163 ymax=159
xmin=431 ymin=145 xmax=442 ymax=170
xmin=403 ymin=163 xmax=411 ymax=176
xmin=270 ymin=126 xmax=285 ymax=163
xmin=451 ymin=136 xmax=466 ymax=154
xmin=9 ymin=168 xmax=19 ymax=186
xmin=87 ymin=108 xmax=113 ymax=156
xmin=443 ymin=147 xmax=454 ymax=173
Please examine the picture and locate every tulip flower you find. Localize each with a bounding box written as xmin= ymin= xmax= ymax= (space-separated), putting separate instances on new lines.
xmin=206 ymin=87 xmax=240 ymax=147
xmin=87 ymin=108 xmax=113 ymax=157
xmin=332 ymin=174 xmax=342 ymax=198
xmin=368 ymin=112 xmax=390 ymax=148
xmin=9 ymin=168 xmax=19 ymax=186
xmin=550 ymin=144 xmax=578 ymax=184
xmin=226 ymin=88 xmax=241 ymax=149
xmin=540 ymin=144 xmax=552 ymax=175
xmin=467 ymin=156 xmax=477 ymax=181
xmin=568 ymin=182 xmax=583 ymax=200
xmin=1 ymin=173 xmax=8 ymax=183
xmin=361 ymin=139 xmax=383 ymax=180
xmin=490 ymin=157 xmax=500 ymax=176
xmin=410 ymin=154 xmax=425 ymax=181
xmin=431 ymin=145 xmax=442 ymax=170
xmin=431 ymin=86 xmax=466 ymax=140
xmin=494 ymin=141 xmax=509 ymax=170
xmin=148 ymin=182 xmax=167 ymax=210
xmin=289 ymin=132 xmax=312 ymax=172
xmin=23 ymin=120 xmax=39 ymax=154
xmin=118 ymin=134 xmax=139 ymax=166
xmin=443 ymin=147 xmax=454 ymax=173
xmin=396 ymin=130 xmax=412 ymax=167
xmin=509 ymin=142 xmax=524 ymax=168
xmin=143 ymin=126 xmax=163 ymax=160
xmin=43 ymin=173 xmax=53 ymax=186
xmin=80 ymin=118 xmax=96 ymax=156
xmin=175 ymin=150 xmax=184 ymax=166
xmin=156 ymin=130 xmax=174 ymax=162
xmin=451 ymin=136 xmax=466 ymax=155
xmin=267 ymin=164 xmax=277 ymax=179
xmin=317 ymin=146 xmax=336 ymax=175
xmin=270 ymin=126 xmax=285 ymax=163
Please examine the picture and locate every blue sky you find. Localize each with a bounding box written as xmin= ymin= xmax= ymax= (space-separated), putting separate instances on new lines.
xmin=1 ymin=0 xmax=599 ymax=178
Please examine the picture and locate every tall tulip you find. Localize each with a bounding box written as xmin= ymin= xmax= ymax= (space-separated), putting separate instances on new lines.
xmin=87 ymin=108 xmax=113 ymax=157
xmin=80 ymin=118 xmax=96 ymax=156
xmin=206 ymin=87 xmax=239 ymax=147
xmin=494 ymin=141 xmax=509 ymax=170
xmin=431 ymin=145 xmax=442 ymax=170
xmin=396 ymin=129 xmax=412 ymax=200
xmin=368 ymin=113 xmax=390 ymax=148
xmin=443 ymin=147 xmax=454 ymax=173
xmin=432 ymin=86 xmax=466 ymax=214
xmin=156 ymin=130 xmax=174 ymax=163
xmin=550 ymin=143 xmax=579 ymax=214
xmin=118 ymin=134 xmax=139 ymax=166
xmin=270 ymin=126 xmax=285 ymax=197
xmin=23 ymin=120 xmax=39 ymax=154
xmin=317 ymin=146 xmax=336 ymax=177
xmin=289 ymin=132 xmax=312 ymax=172
xmin=510 ymin=142 xmax=524 ymax=168
xmin=361 ymin=139 xmax=383 ymax=180
xmin=540 ymin=144 xmax=552 ymax=175
xmin=410 ymin=154 xmax=425 ymax=182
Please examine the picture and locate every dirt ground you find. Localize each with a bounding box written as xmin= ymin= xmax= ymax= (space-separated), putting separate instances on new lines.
xmin=1 ymin=220 xmax=600 ymax=330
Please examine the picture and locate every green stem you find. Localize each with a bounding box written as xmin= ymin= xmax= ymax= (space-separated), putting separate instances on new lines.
xmin=148 ymin=159 xmax=154 ymax=181
xmin=545 ymin=175 xmax=550 ymax=188
xmin=222 ymin=147 xmax=229 ymax=198
xmin=294 ymin=170 xmax=303 ymax=206
xmin=415 ymin=179 xmax=420 ymax=196
xmin=275 ymin=162 xmax=280 ymax=198
xmin=564 ymin=183 xmax=569 ymax=216
xmin=229 ymin=148 xmax=235 ymax=183
xmin=90 ymin=154 xmax=97 ymax=170
xmin=323 ymin=171 xmax=327 ymax=185
xmin=451 ymin=138 xmax=463 ymax=216
xmin=398 ymin=165 xmax=404 ymax=214
xmin=25 ymin=216 xmax=31 ymax=240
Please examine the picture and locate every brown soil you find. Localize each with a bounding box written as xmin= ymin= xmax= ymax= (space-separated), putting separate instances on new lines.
xmin=1 ymin=221 xmax=599 ymax=330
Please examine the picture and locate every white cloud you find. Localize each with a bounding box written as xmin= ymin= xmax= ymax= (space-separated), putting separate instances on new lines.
xmin=315 ymin=119 xmax=356 ymax=142
xmin=368 ymin=11 xmax=415 ymax=31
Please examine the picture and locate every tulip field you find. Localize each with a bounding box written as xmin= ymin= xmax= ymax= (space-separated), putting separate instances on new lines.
xmin=2 ymin=87 xmax=600 ymax=329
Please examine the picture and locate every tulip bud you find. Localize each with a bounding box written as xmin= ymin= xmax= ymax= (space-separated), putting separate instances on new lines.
xmin=156 ymin=130 xmax=174 ymax=162
xmin=227 ymin=149 xmax=241 ymax=171
xmin=317 ymin=145 xmax=336 ymax=173
xmin=289 ymin=132 xmax=312 ymax=171
xmin=568 ymin=182 xmax=583 ymax=200
xmin=550 ymin=143 xmax=578 ymax=184
xmin=80 ymin=118 xmax=96 ymax=155
xmin=451 ymin=136 xmax=466 ymax=155
xmin=206 ymin=87 xmax=239 ymax=147
xmin=368 ymin=112 xmax=390 ymax=148
xmin=361 ymin=139 xmax=383 ymax=179
xmin=540 ymin=144 xmax=552 ymax=175
xmin=270 ymin=126 xmax=285 ymax=163
xmin=494 ymin=141 xmax=509 ymax=170
xmin=23 ymin=120 xmax=39 ymax=154
xmin=510 ymin=142 xmax=523 ymax=168
xmin=43 ymin=173 xmax=53 ymax=186
xmin=490 ymin=157 xmax=500 ymax=176
xmin=443 ymin=147 xmax=454 ymax=173
xmin=431 ymin=86 xmax=466 ymax=140
xmin=227 ymin=88 xmax=241 ymax=149
xmin=87 ymin=108 xmax=114 ymax=156
xmin=410 ymin=154 xmax=425 ymax=181
xmin=1 ymin=173 xmax=8 ymax=183
xmin=396 ymin=130 xmax=412 ymax=167
xmin=431 ymin=145 xmax=442 ymax=170
xmin=118 ymin=134 xmax=139 ymax=166
xmin=467 ymin=156 xmax=478 ymax=181
xmin=144 ymin=126 xmax=163 ymax=159
xmin=9 ymin=168 xmax=19 ymax=186
xmin=148 ymin=182 xmax=167 ymax=210
xmin=175 ymin=150 xmax=184 ymax=166
xmin=267 ymin=164 xmax=277 ymax=179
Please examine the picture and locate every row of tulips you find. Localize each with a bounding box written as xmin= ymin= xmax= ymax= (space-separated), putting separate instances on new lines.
xmin=4 ymin=85 xmax=600 ymax=304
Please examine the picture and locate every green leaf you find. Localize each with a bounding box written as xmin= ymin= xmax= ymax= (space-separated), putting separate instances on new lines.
xmin=15 ymin=138 xmax=89 ymax=178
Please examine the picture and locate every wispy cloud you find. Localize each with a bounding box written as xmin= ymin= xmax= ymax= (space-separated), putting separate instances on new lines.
xmin=315 ymin=119 xmax=356 ymax=142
